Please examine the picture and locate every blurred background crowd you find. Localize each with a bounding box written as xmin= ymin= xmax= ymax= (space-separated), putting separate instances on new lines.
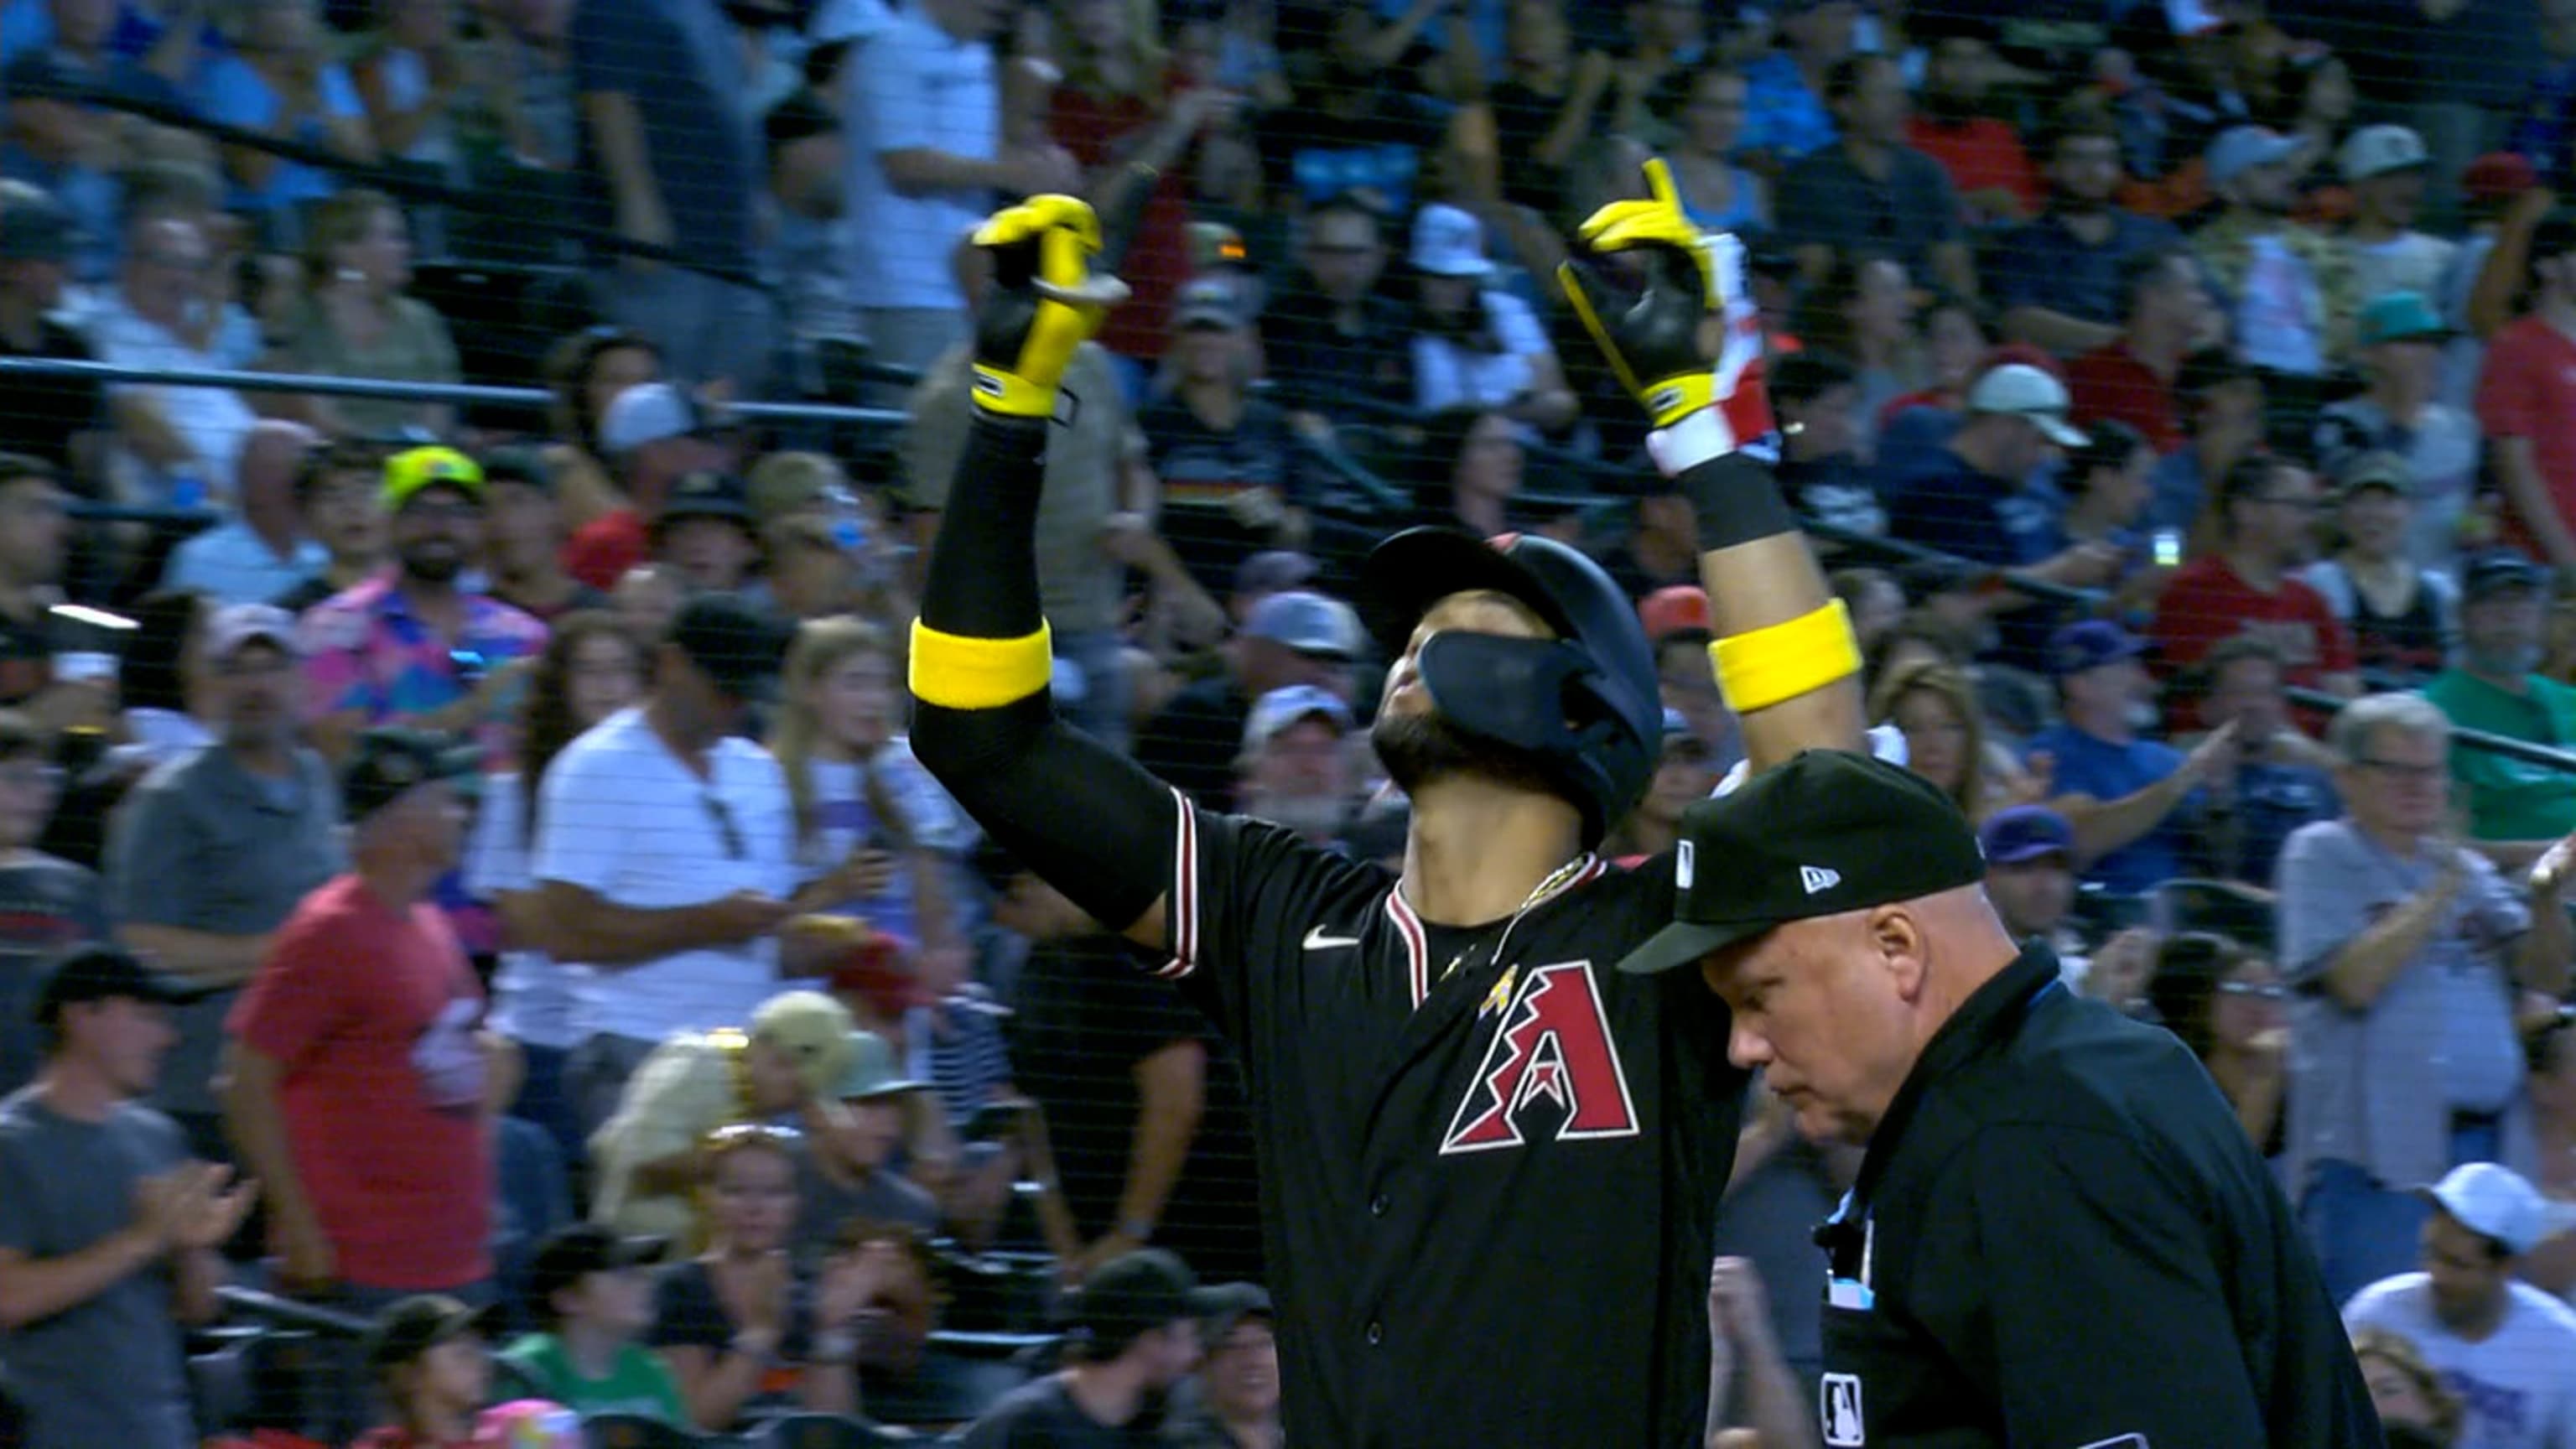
xmin=3 ymin=0 xmax=2576 ymax=1445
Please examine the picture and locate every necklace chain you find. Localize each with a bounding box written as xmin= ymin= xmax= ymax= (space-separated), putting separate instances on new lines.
xmin=1440 ymin=854 xmax=1595 ymax=984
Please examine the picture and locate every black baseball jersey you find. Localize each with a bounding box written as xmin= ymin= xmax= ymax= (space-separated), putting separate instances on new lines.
xmin=1154 ymin=792 xmax=1743 ymax=1447
xmin=1813 ymin=947 xmax=2383 ymax=1448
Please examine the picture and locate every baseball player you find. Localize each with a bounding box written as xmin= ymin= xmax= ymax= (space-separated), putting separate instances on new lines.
xmin=906 ymin=164 xmax=1867 ymax=1446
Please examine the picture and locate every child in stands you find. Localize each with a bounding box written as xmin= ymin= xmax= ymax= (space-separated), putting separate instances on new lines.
xmin=356 ymin=1296 xmax=501 ymax=1449
xmin=501 ymin=1223 xmax=686 ymax=1425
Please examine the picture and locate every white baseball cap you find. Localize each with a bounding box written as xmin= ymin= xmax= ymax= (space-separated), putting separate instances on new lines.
xmin=1966 ymin=363 xmax=2089 ymax=448
xmin=2340 ymin=124 xmax=2431 ymax=184
xmin=600 ymin=383 xmax=729 ymax=456
xmin=1244 ymin=684 xmax=1353 ymax=753
xmin=2420 ymin=1162 xmax=2554 ymax=1255
xmin=1410 ymin=205 xmax=1493 ymax=278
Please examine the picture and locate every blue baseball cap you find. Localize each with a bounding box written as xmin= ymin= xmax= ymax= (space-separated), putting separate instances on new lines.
xmin=2045 ymin=620 xmax=2147 ymax=678
xmin=1244 ymin=590 xmax=1359 ymax=660
xmin=2207 ymin=125 xmax=2302 ymax=187
xmin=1978 ymin=805 xmax=2075 ymax=865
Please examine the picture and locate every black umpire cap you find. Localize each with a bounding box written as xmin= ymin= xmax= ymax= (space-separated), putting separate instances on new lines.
xmin=34 ymin=943 xmax=215 ymax=1030
xmin=1618 ymin=750 xmax=1988 ymax=975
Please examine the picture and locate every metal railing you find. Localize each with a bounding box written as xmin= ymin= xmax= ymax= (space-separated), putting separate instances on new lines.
xmin=0 ymin=356 xmax=906 ymax=428
xmin=69 ymin=82 xmax=761 ymax=287
xmin=212 ymin=1284 xmax=372 ymax=1340
xmin=22 ymin=353 xmax=2571 ymax=777
xmin=2288 ymin=686 xmax=2576 ymax=773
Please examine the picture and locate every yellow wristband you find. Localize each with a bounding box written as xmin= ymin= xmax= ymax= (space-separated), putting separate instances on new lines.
xmin=1640 ymin=371 xmax=1716 ymax=429
xmin=971 ymin=366 xmax=1057 ymax=419
xmin=1710 ymin=599 xmax=1860 ymax=714
xmin=909 ymin=619 xmax=1055 ymax=709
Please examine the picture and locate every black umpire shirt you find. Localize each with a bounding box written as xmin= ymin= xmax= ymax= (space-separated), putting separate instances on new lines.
xmin=1161 ymin=797 xmax=1740 ymax=1447
xmin=1813 ymin=946 xmax=2382 ymax=1447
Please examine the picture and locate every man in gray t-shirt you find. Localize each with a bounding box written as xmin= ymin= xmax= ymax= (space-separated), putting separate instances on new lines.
xmin=0 ymin=944 xmax=254 ymax=1449
xmin=105 ymin=608 xmax=342 ymax=1157
xmin=2275 ymin=693 xmax=2576 ymax=1306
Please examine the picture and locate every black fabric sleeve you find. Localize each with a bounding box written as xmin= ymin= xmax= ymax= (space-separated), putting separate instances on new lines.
xmin=910 ymin=412 xmax=1179 ymax=938
xmin=1678 ymin=449 xmax=1799 ymax=552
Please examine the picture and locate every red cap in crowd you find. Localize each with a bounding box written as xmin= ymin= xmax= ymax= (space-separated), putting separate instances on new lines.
xmin=1638 ymin=585 xmax=1712 ymax=643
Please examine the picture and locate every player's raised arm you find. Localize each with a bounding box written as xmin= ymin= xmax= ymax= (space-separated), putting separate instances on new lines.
xmin=1560 ymin=162 xmax=1867 ymax=769
xmin=907 ymin=196 xmax=1177 ymax=952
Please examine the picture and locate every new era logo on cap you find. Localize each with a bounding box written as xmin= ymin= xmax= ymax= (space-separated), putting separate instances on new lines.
xmin=1800 ymin=865 xmax=1841 ymax=896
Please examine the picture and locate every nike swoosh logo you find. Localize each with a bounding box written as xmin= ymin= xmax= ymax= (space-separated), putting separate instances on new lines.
xmin=1302 ymin=927 xmax=1362 ymax=951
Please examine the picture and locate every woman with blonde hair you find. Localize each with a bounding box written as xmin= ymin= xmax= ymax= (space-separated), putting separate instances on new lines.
xmin=767 ymin=618 xmax=971 ymax=1036
xmin=647 ymin=1124 xmax=878 ymax=1432
xmin=2349 ymin=1326 xmax=2463 ymax=1447
xmin=1867 ymin=659 xmax=2026 ymax=820
xmin=1045 ymin=0 xmax=1229 ymax=366
xmin=268 ymin=188 xmax=460 ymax=437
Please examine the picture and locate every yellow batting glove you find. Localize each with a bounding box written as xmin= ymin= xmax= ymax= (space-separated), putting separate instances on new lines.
xmin=969 ymin=195 xmax=1131 ymax=418
xmin=1558 ymin=158 xmax=1772 ymax=450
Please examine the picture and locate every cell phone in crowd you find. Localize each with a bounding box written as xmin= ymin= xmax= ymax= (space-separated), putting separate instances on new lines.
xmin=2152 ymin=528 xmax=2184 ymax=569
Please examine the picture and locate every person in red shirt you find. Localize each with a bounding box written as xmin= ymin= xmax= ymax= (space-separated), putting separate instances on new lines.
xmin=1904 ymin=18 xmax=2041 ymax=226
xmin=564 ymin=384 xmax=738 ymax=592
xmin=1046 ymin=0 xmax=1231 ymax=365
xmin=2475 ymin=210 xmax=2576 ymax=573
xmin=2149 ymin=455 xmax=2360 ymax=724
xmin=2065 ymin=247 xmax=2207 ymax=455
xmin=224 ymin=728 xmax=506 ymax=1299
xmin=353 ymin=1296 xmax=509 ymax=1449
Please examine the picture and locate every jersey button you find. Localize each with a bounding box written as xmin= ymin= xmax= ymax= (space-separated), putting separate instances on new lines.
xmin=1369 ymin=1193 xmax=1389 ymax=1218
xmin=1365 ymin=1320 xmax=1384 ymax=1346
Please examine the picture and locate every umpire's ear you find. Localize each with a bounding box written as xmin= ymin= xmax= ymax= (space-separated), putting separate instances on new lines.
xmin=1867 ymin=901 xmax=1936 ymax=1005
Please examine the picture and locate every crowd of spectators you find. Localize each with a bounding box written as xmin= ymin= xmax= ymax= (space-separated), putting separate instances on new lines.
xmin=6 ymin=0 xmax=2576 ymax=1445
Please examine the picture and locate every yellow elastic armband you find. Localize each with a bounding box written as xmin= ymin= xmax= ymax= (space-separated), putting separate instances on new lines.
xmin=909 ymin=619 xmax=1056 ymax=710
xmin=970 ymin=366 xmax=1057 ymax=420
xmin=1710 ymin=599 xmax=1860 ymax=714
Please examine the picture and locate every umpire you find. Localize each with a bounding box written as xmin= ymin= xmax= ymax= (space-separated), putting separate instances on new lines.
xmin=1620 ymin=749 xmax=2381 ymax=1446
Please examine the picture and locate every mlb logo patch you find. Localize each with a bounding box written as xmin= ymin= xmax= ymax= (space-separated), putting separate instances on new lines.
xmin=1820 ymin=1374 xmax=1863 ymax=1446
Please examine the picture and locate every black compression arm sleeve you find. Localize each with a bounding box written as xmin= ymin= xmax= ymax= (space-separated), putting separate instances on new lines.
xmin=1678 ymin=450 xmax=1799 ymax=552
xmin=911 ymin=413 xmax=1178 ymax=937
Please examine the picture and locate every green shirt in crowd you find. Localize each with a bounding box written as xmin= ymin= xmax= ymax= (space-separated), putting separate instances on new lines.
xmin=500 ymin=1332 xmax=688 ymax=1426
xmin=2421 ymin=668 xmax=2576 ymax=842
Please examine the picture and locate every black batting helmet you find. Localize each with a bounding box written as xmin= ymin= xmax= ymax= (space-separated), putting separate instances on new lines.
xmin=1358 ymin=527 xmax=1663 ymax=847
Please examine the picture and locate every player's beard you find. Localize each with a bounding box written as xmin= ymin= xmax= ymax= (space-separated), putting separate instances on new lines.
xmin=1372 ymin=708 xmax=1562 ymax=802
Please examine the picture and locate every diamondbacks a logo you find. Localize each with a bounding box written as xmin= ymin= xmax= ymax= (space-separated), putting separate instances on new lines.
xmin=1439 ymin=961 xmax=1639 ymax=1155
